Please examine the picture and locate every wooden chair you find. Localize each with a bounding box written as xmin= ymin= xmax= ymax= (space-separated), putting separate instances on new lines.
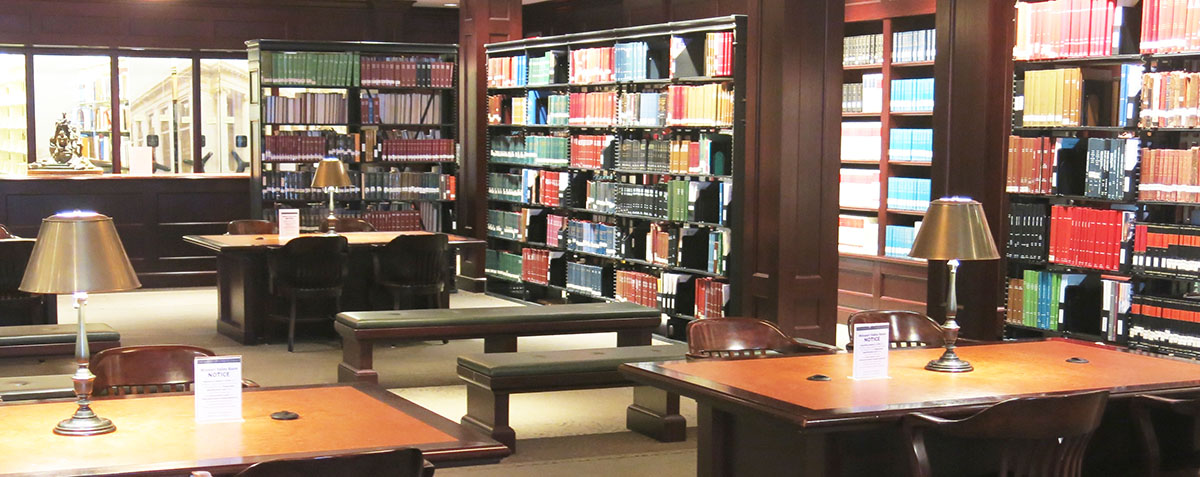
xmin=266 ymin=235 xmax=349 ymax=352
xmin=0 ymin=239 xmax=43 ymax=326
xmin=901 ymin=390 xmax=1110 ymax=477
xmin=373 ymin=234 xmax=448 ymax=310
xmin=686 ymin=317 xmax=840 ymax=359
xmin=1131 ymin=394 xmax=1200 ymax=477
xmin=92 ymin=345 xmax=257 ymax=396
xmin=320 ymin=218 xmax=377 ymax=233
xmin=227 ymin=219 xmax=277 ymax=235
xmin=846 ymin=310 xmax=945 ymax=349
xmin=232 ymin=448 xmax=429 ymax=477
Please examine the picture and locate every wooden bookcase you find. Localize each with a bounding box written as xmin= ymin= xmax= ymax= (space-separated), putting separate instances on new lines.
xmin=837 ymin=5 xmax=937 ymax=321
xmin=1001 ymin=0 xmax=1200 ymax=358
xmin=481 ymin=15 xmax=747 ymax=339
xmin=247 ymin=40 xmax=459 ymax=233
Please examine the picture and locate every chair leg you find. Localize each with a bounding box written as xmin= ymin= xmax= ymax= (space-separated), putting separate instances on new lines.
xmin=287 ymin=297 xmax=297 ymax=353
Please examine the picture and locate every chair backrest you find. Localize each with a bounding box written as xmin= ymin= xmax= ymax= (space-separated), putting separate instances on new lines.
xmin=269 ymin=235 xmax=349 ymax=290
xmin=321 ymin=218 xmax=376 ymax=233
xmin=847 ymin=310 xmax=945 ymax=348
xmin=375 ymin=233 xmax=448 ymax=286
xmin=227 ymin=219 xmax=277 ymax=235
xmin=92 ymin=345 xmax=216 ymax=396
xmin=1131 ymin=394 xmax=1200 ymax=477
xmin=902 ymin=390 xmax=1110 ymax=477
xmin=0 ymin=240 xmax=34 ymax=298
xmin=686 ymin=317 xmax=834 ymax=359
xmin=236 ymin=448 xmax=426 ymax=477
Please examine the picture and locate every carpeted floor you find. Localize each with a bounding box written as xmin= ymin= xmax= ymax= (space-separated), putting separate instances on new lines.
xmin=0 ymin=287 xmax=703 ymax=476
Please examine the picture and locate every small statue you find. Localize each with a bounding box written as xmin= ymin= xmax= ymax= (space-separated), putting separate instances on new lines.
xmin=32 ymin=114 xmax=98 ymax=171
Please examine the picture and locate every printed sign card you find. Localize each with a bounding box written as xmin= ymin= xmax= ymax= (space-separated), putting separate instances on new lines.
xmin=851 ymin=322 xmax=890 ymax=380
xmin=277 ymin=209 xmax=300 ymax=237
xmin=194 ymin=355 xmax=243 ymax=423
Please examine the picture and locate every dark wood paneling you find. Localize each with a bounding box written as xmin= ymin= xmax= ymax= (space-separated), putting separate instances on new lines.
xmin=0 ymin=176 xmax=250 ymax=288
xmin=846 ymin=0 xmax=935 ymax=22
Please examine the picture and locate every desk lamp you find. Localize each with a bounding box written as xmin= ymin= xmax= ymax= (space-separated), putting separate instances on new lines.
xmin=312 ymin=158 xmax=352 ymax=234
xmin=908 ymin=197 xmax=999 ymax=373
xmin=20 ymin=211 xmax=140 ymax=435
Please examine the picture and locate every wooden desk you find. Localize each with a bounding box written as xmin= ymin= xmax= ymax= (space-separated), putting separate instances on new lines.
xmin=621 ymin=339 xmax=1200 ymax=476
xmin=0 ymin=383 xmax=508 ymax=476
xmin=184 ymin=232 xmax=486 ymax=344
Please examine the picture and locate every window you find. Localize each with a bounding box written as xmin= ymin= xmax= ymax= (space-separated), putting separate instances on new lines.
xmin=200 ymin=59 xmax=251 ymax=173
xmin=121 ymin=57 xmax=192 ymax=174
xmin=34 ymin=55 xmax=112 ymax=171
xmin=0 ymin=54 xmax=25 ymax=176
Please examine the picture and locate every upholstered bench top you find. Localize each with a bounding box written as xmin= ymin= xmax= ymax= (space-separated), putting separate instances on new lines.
xmin=0 ymin=374 xmax=74 ymax=401
xmin=0 ymin=324 xmax=120 ymax=347
xmin=337 ymin=302 xmax=660 ymax=329
xmin=458 ymin=344 xmax=688 ymax=378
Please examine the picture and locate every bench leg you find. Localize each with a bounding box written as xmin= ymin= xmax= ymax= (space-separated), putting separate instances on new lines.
xmin=461 ymin=383 xmax=516 ymax=450
xmin=336 ymin=326 xmax=377 ymax=384
xmin=616 ymin=329 xmax=652 ymax=347
xmin=627 ymin=386 xmax=686 ymax=442
xmin=483 ymin=336 xmax=517 ymax=353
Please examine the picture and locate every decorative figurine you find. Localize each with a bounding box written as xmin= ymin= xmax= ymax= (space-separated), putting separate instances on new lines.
xmin=29 ymin=114 xmax=101 ymax=174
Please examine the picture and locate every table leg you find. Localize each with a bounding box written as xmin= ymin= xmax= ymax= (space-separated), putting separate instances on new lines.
xmin=455 ymin=242 xmax=486 ymax=293
xmin=696 ymin=403 xmax=830 ymax=476
xmin=627 ymin=386 xmax=686 ymax=442
xmin=215 ymin=251 xmax=266 ymax=345
xmin=336 ymin=325 xmax=377 ymax=384
xmin=460 ymin=383 xmax=516 ymax=450
xmin=617 ymin=329 xmax=652 ymax=347
xmin=483 ymin=336 xmax=517 ymax=353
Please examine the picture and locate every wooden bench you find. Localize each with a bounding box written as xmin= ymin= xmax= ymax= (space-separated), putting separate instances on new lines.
xmin=457 ymin=344 xmax=689 ymax=450
xmin=335 ymin=302 xmax=661 ymax=384
xmin=0 ymin=374 xmax=74 ymax=401
xmin=0 ymin=324 xmax=121 ymax=359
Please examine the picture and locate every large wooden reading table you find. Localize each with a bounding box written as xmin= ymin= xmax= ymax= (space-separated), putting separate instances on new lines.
xmin=184 ymin=232 xmax=485 ymax=344
xmin=0 ymin=383 xmax=508 ymax=476
xmin=621 ymin=338 xmax=1200 ymax=476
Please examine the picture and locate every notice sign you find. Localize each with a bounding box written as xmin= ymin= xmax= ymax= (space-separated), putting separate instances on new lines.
xmin=851 ymin=322 xmax=890 ymax=380
xmin=194 ymin=356 xmax=243 ymax=423
xmin=277 ymin=209 xmax=300 ymax=237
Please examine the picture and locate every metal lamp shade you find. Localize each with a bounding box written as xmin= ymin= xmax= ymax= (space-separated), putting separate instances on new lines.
xmin=908 ymin=197 xmax=1000 ymax=261
xmin=19 ymin=211 xmax=141 ymax=294
xmin=312 ymin=158 xmax=352 ymax=188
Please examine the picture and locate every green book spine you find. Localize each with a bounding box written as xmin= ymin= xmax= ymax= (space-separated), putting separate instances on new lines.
xmin=1049 ymin=273 xmax=1061 ymax=332
xmin=1022 ymin=270 xmax=1036 ymax=328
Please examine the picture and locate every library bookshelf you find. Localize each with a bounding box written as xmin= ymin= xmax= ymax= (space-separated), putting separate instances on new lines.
xmin=837 ymin=4 xmax=937 ymax=321
xmin=482 ymin=15 xmax=746 ymax=339
xmin=247 ymin=40 xmax=459 ymax=233
xmin=1002 ymin=0 xmax=1200 ymax=358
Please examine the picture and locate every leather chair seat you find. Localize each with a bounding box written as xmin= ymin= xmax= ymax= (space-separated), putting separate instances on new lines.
xmin=0 ymin=323 xmax=119 ymax=347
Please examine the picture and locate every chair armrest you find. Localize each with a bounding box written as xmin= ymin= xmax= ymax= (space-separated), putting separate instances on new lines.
xmin=1132 ymin=393 xmax=1200 ymax=416
xmin=791 ymin=337 xmax=841 ymax=354
xmin=242 ymin=379 xmax=260 ymax=388
xmin=901 ymin=411 xmax=959 ymax=429
xmin=190 ymin=472 xmax=214 ymax=477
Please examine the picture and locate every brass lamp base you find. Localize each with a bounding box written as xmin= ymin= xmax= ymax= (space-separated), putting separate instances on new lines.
xmin=925 ymin=349 xmax=974 ymax=373
xmin=54 ymin=407 xmax=115 ymax=436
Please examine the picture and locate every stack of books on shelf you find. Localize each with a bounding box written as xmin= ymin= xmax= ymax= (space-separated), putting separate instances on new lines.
xmin=538 ymin=171 xmax=569 ymax=207
xmin=487 ymin=209 xmax=525 ymax=241
xmin=615 ymin=183 xmax=670 ymax=219
xmin=1020 ymin=68 xmax=1083 ymax=127
xmin=842 ymin=73 xmax=883 ymax=113
xmin=1139 ymin=71 xmax=1200 ymax=128
xmin=264 ymin=93 xmax=348 ymax=124
xmin=567 ymin=92 xmax=617 ymax=126
xmin=261 ymin=51 xmax=358 ymax=86
xmin=361 ymin=56 xmax=454 ymax=88
xmin=1130 ymin=294 xmax=1200 ymax=358
xmin=886 ymin=177 xmax=931 ymax=212
xmin=488 ymin=172 xmax=526 ymax=203
xmin=841 ymin=122 xmax=881 ymax=162
xmin=566 ymin=262 xmax=606 ymax=297
xmin=889 ymin=78 xmax=934 ymax=113
xmin=885 ymin=223 xmax=922 ymax=258
xmin=893 ymin=29 xmax=936 ymax=63
xmin=614 ymin=41 xmax=654 ymax=81
xmin=360 ymin=92 xmax=444 ymax=124
xmin=838 ymin=215 xmax=879 ymax=255
xmin=617 ymin=92 xmax=667 ymax=126
xmin=1011 ymin=0 xmax=1126 ymax=60
xmin=616 ymin=270 xmax=659 ymax=308
xmin=361 ymin=171 xmax=455 ymax=201
xmin=1133 ymin=222 xmax=1200 ymax=276
xmin=570 ymin=135 xmax=614 ymax=169
xmin=361 ymin=210 xmax=423 ymax=231
xmin=839 ymin=169 xmax=880 ymax=208
xmin=1048 ymin=205 xmax=1133 ymax=271
xmin=1007 ymin=270 xmax=1068 ymax=331
xmin=704 ymin=32 xmax=734 ymax=77
xmin=570 ymin=47 xmax=615 ymax=84
xmin=1139 ymin=147 xmax=1200 ymax=202
xmin=548 ymin=95 xmax=570 ymax=125
xmin=887 ymin=128 xmax=932 ymax=163
xmin=546 ymin=214 xmax=567 ymax=247
xmin=585 ymin=181 xmax=618 ymax=213
xmin=262 ymin=170 xmax=362 ymax=201
xmin=521 ymin=248 xmax=553 ymax=285
xmin=618 ymin=138 xmax=670 ymax=172
xmin=667 ymin=134 xmax=732 ymax=175
xmin=1007 ymin=202 xmax=1049 ymax=262
xmin=1139 ymin=0 xmax=1200 ymax=54
xmin=1082 ymin=137 xmax=1138 ymax=201
xmin=510 ymin=96 xmax=528 ymax=125
xmin=263 ymin=132 xmax=361 ymax=163
xmin=566 ymin=219 xmax=619 ymax=255
xmin=694 ymin=277 xmax=728 ymax=318
xmin=487 ymin=54 xmax=527 ymax=88
xmin=843 ymin=33 xmax=884 ymax=66
xmin=377 ymin=138 xmax=455 ymax=162
xmin=1005 ymin=136 xmax=1055 ymax=194
xmin=491 ymin=135 xmax=571 ymax=167
xmin=485 ymin=249 xmax=524 ymax=281
xmin=529 ymin=51 xmax=566 ymax=85
xmin=665 ymin=84 xmax=734 ymax=126
xmin=658 ymin=272 xmax=693 ymax=316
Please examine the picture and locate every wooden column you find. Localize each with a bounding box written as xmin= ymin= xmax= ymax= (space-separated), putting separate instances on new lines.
xmin=931 ymin=0 xmax=1013 ymax=339
xmin=458 ymin=0 xmax=521 ymax=289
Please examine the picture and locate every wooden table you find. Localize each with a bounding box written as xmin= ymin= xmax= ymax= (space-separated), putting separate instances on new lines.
xmin=0 ymin=383 xmax=508 ymax=476
xmin=184 ymin=232 xmax=486 ymax=344
xmin=620 ymin=339 xmax=1200 ymax=476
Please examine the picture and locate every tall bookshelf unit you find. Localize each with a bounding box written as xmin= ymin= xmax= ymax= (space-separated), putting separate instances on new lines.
xmin=247 ymin=40 xmax=459 ymax=233
xmin=1002 ymin=0 xmax=1200 ymax=358
xmin=482 ymin=16 xmax=746 ymax=340
xmin=837 ymin=7 xmax=937 ymax=320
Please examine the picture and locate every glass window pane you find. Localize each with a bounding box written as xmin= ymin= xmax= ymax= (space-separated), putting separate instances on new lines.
xmin=34 ymin=55 xmax=112 ymax=172
xmin=200 ymin=59 xmax=250 ymax=174
xmin=121 ymin=57 xmax=193 ymax=174
xmin=0 ymin=54 xmax=26 ymax=176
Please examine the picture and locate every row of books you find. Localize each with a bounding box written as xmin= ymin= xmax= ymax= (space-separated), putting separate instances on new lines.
xmin=566 ymin=261 xmax=606 ymax=297
xmin=839 ymin=169 xmax=881 ymax=209
xmin=1005 ymin=136 xmax=1055 ymax=194
xmin=571 ymin=47 xmax=616 ymax=84
xmin=568 ymin=91 xmax=618 ymax=126
xmin=1007 ymin=270 xmax=1067 ymax=331
xmin=361 ymin=172 xmax=455 ymax=202
xmin=1011 ymin=0 xmax=1124 ymax=60
xmin=620 ymin=135 xmax=732 ymax=175
xmin=613 ymin=42 xmax=654 ymax=82
xmin=886 ymin=177 xmax=931 ymax=212
xmin=263 ymin=206 xmax=353 ymax=231
xmin=837 ymin=214 xmax=878 ymax=255
xmin=263 ymin=93 xmax=347 ymax=124
xmin=617 ymin=92 xmax=668 ymax=127
xmin=548 ymin=94 xmax=570 ymax=125
xmin=546 ymin=214 xmax=567 ymax=248
xmin=1132 ymin=222 xmax=1200 ymax=275
xmin=510 ymin=97 xmax=529 ymax=125
xmin=665 ymin=84 xmax=734 ymax=126
xmin=616 ymin=270 xmax=660 ymax=308
xmin=885 ymin=223 xmax=922 ymax=258
xmin=1139 ymin=146 xmax=1200 ymax=202
xmin=893 ymin=29 xmax=936 ymax=64
xmin=376 ymin=138 xmax=456 ymax=163
xmin=582 ymin=180 xmax=730 ymax=225
xmin=522 ymin=247 xmax=555 ymax=285
xmin=1082 ymin=137 xmax=1137 ymax=201
xmin=485 ymin=249 xmax=523 ymax=281
xmin=888 ymin=128 xmax=933 ymax=163
xmin=488 ymin=55 xmax=527 ymax=88
xmin=360 ymin=92 xmax=444 ymax=125
xmin=74 ymin=105 xmax=113 ymax=133
xmin=842 ymin=73 xmax=883 ymax=113
xmin=1048 ymin=205 xmax=1133 ymax=271
xmin=529 ymin=51 xmax=566 ymax=86
xmin=490 ymin=135 xmax=572 ymax=167
xmin=360 ymin=210 xmax=424 ymax=232
xmin=487 ymin=209 xmax=528 ymax=242
xmin=261 ymin=51 xmax=359 ymax=86
xmin=488 ymin=169 xmax=561 ymax=205
xmin=362 ymin=128 xmax=446 ymax=163
xmin=1020 ymin=68 xmax=1083 ymax=127
xmin=702 ymin=32 xmax=735 ymax=77
xmin=361 ymin=57 xmax=454 ymax=88
xmin=1007 ymin=202 xmax=1049 ymax=262
xmin=565 ymin=219 xmax=620 ymax=256
xmin=693 ymin=277 xmax=729 ymax=319
xmin=261 ymin=170 xmax=361 ymax=201
xmin=262 ymin=132 xmax=360 ymax=163
xmin=842 ymin=122 xmax=881 ymax=162
xmin=889 ymin=78 xmax=934 ymax=113
xmin=1139 ymin=0 xmax=1200 ymax=54
xmin=1139 ymin=71 xmax=1200 ymax=129
xmin=571 ymin=135 xmax=613 ymax=169
xmin=843 ymin=33 xmax=884 ymax=66
xmin=1130 ymin=297 xmax=1200 ymax=356
xmin=1006 ymin=271 xmax=1129 ymax=342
